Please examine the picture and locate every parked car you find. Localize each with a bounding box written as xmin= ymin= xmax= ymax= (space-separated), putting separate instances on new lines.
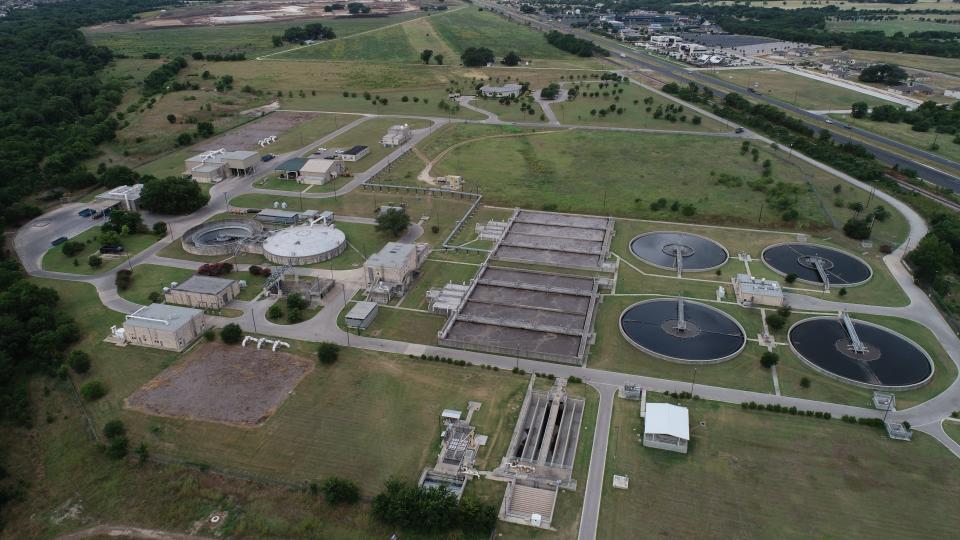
xmin=734 ymin=127 xmax=745 ymax=134
xmin=77 ymin=208 xmax=94 ymax=217
xmin=261 ymin=154 xmax=275 ymax=162
xmin=825 ymin=119 xmax=834 ymax=125
xmin=99 ymin=245 xmax=124 ymax=255
xmin=51 ymin=236 xmax=68 ymax=246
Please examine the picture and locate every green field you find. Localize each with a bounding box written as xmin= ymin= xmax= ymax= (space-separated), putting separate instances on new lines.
xmin=557 ymin=81 xmax=725 ymax=131
xmin=389 ymin=126 xmax=909 ymax=241
xmin=117 ymin=264 xmax=195 ymax=305
xmin=42 ymin=227 xmax=160 ymax=275
xmin=599 ymin=397 xmax=960 ymax=539
xmin=827 ymin=17 xmax=960 ymax=36
xmin=398 ymin=260 xmax=481 ymax=310
xmin=472 ymin=96 xmax=546 ymax=122
xmin=429 ymin=7 xmax=578 ymax=62
xmin=280 ymin=23 xmax=418 ymax=63
xmin=85 ymin=12 xmax=429 ymax=57
xmin=830 ymin=113 xmax=960 ymax=165
xmin=706 ymin=68 xmax=898 ymax=110
xmin=267 ymin=112 xmax=363 ymax=155
xmin=945 ymin=419 xmax=960 ymax=445
xmin=822 ymin=47 xmax=960 ymax=77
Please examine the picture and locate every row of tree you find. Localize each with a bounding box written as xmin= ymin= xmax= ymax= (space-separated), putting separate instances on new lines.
xmin=544 ymin=30 xmax=607 ymax=57
xmin=372 ymin=478 xmax=497 ymax=535
xmin=276 ymin=22 xmax=337 ymax=45
xmin=853 ymin=100 xmax=960 ymax=142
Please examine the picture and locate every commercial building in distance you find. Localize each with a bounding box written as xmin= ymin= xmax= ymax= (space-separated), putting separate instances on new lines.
xmin=184 ymin=149 xmax=259 ymax=183
xmin=381 ymin=124 xmax=412 ymax=147
xmin=164 ymin=275 xmax=240 ymax=310
xmin=123 ymin=303 xmax=205 ymax=352
xmin=364 ymin=242 xmax=430 ymax=303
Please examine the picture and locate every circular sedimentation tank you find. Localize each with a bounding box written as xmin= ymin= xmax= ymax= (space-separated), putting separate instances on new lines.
xmin=182 ymin=219 xmax=264 ymax=256
xmin=262 ymin=224 xmax=346 ymax=265
xmin=789 ymin=317 xmax=933 ymax=390
xmin=629 ymin=231 xmax=728 ymax=272
xmin=762 ymin=243 xmax=872 ymax=287
xmin=619 ymin=299 xmax=746 ymax=364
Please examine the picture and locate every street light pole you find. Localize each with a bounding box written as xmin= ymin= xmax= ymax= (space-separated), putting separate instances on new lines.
xmin=341 ymin=283 xmax=351 ymax=347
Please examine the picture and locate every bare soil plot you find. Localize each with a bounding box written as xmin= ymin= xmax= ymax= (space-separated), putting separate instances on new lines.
xmin=198 ymin=110 xmax=323 ymax=151
xmin=125 ymin=341 xmax=313 ymax=426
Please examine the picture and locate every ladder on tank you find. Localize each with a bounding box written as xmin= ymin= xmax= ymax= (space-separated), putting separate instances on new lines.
xmin=840 ymin=310 xmax=867 ymax=354
xmin=676 ymin=297 xmax=687 ymax=332
xmin=812 ymin=256 xmax=831 ymax=292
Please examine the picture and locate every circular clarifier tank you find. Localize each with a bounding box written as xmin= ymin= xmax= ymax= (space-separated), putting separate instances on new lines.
xmin=181 ymin=219 xmax=263 ymax=256
xmin=629 ymin=232 xmax=729 ymax=272
xmin=619 ymin=298 xmax=746 ymax=364
xmin=262 ymin=224 xmax=347 ymax=265
xmin=762 ymin=243 xmax=872 ymax=287
xmin=789 ymin=317 xmax=933 ymax=390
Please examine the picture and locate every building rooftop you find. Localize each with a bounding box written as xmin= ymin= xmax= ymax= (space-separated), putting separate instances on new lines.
xmin=125 ymin=303 xmax=202 ymax=332
xmin=366 ymin=242 xmax=415 ymax=269
xmin=346 ymin=300 xmax=378 ymax=320
xmin=481 ymin=83 xmax=523 ymax=93
xmin=222 ymin=150 xmax=259 ymax=160
xmin=274 ymin=157 xmax=309 ymax=172
xmin=257 ymin=209 xmax=301 ymax=219
xmin=644 ymin=403 xmax=689 ymax=440
xmin=96 ymin=184 xmax=143 ymax=201
xmin=172 ymin=275 xmax=236 ymax=295
xmin=734 ymin=273 xmax=782 ymax=296
xmin=343 ymin=145 xmax=368 ymax=156
xmin=301 ymin=158 xmax=339 ymax=174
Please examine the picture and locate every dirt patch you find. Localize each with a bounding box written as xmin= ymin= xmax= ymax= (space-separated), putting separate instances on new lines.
xmin=125 ymin=341 xmax=314 ymax=426
xmin=194 ymin=111 xmax=322 ymax=151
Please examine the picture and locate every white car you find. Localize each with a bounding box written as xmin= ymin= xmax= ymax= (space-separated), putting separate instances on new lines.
xmin=825 ymin=119 xmax=834 ymax=124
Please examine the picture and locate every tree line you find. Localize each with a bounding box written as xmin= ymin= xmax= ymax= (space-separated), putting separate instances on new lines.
xmin=545 ymin=30 xmax=608 ymax=57
xmin=853 ymin=100 xmax=960 ymax=146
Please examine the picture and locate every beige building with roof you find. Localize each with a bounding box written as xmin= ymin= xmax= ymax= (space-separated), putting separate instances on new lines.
xmin=185 ymin=149 xmax=260 ymax=183
xmin=164 ymin=275 xmax=240 ymax=310
xmin=299 ymin=158 xmax=345 ymax=185
xmin=123 ymin=304 xmax=205 ymax=352
xmin=364 ymin=242 xmax=430 ymax=303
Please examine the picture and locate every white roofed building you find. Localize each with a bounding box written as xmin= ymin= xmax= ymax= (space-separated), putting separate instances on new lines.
xmin=184 ymin=149 xmax=260 ymax=183
xmin=298 ymin=158 xmax=345 ymax=185
xmin=732 ymin=273 xmax=784 ymax=307
xmin=381 ymin=124 xmax=412 ymax=147
xmin=643 ymin=403 xmax=689 ymax=453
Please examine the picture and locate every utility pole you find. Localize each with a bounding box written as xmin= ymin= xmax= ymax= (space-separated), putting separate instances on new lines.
xmin=341 ymin=283 xmax=351 ymax=347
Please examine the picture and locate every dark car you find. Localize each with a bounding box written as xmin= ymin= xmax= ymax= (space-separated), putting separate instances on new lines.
xmin=51 ymin=236 xmax=68 ymax=246
xmin=734 ymin=127 xmax=745 ymax=134
xmin=261 ymin=154 xmax=275 ymax=162
xmin=78 ymin=208 xmax=95 ymax=217
xmin=99 ymin=245 xmax=124 ymax=254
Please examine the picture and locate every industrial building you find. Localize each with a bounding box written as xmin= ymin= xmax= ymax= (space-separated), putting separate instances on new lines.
xmin=732 ymin=273 xmax=784 ymax=307
xmin=299 ymin=158 xmax=345 ymax=185
xmin=381 ymin=124 xmax=412 ymax=147
xmin=338 ymin=145 xmax=369 ymax=162
xmin=164 ymin=275 xmax=240 ymax=310
xmin=364 ymin=242 xmax=430 ymax=303
xmin=643 ymin=403 xmax=690 ymax=454
xmin=262 ymin=223 xmax=347 ymax=265
xmin=95 ymin=184 xmax=143 ymax=212
xmin=184 ymin=149 xmax=260 ymax=183
xmin=273 ymin=157 xmax=309 ymax=180
xmin=123 ymin=304 xmax=205 ymax=352
xmin=345 ymin=301 xmax=379 ymax=329
xmin=480 ymin=83 xmax=523 ymax=98
xmin=256 ymin=209 xmax=302 ymax=225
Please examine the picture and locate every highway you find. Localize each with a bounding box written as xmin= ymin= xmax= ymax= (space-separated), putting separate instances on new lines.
xmin=476 ymin=1 xmax=960 ymax=192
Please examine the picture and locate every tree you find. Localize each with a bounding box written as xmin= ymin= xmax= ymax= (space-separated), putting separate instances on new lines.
xmin=851 ymin=101 xmax=869 ymax=119
xmin=347 ymin=2 xmax=370 ymax=14
xmin=286 ymin=293 xmax=308 ymax=311
xmin=166 ymin=114 xmax=176 ymax=124
xmin=908 ymin=234 xmax=954 ymax=283
xmin=858 ymin=63 xmax=908 ymax=85
xmin=88 ymin=255 xmax=102 ymax=268
xmin=272 ymin=35 xmax=283 ymax=47
xmin=760 ymin=351 xmax=780 ymax=368
xmin=461 ymin=47 xmax=495 ymax=67
xmin=800 ymin=377 xmax=811 ymax=388
xmin=287 ymin=308 xmax=304 ymax=324
xmin=196 ymin=121 xmax=214 ymax=138
xmin=152 ymin=221 xmax=167 ymax=236
xmin=784 ymin=272 xmax=798 ymax=284
xmin=139 ymin=176 xmax=209 ymax=215
xmin=105 ymin=436 xmax=128 ymax=460
xmin=317 ymin=342 xmax=341 ymax=365
xmin=375 ymin=208 xmax=411 ymax=238
xmin=434 ymin=54 xmax=444 ymax=65
xmin=103 ymin=419 xmax=125 ymax=439
xmin=502 ymin=51 xmax=521 ymax=66
xmin=843 ymin=217 xmax=872 ymax=240
xmin=61 ymin=241 xmax=85 ymax=257
xmin=69 ymin=350 xmax=91 ymax=374
xmin=321 ymin=477 xmax=360 ymax=505
xmin=765 ymin=312 xmax=786 ymax=331
xmin=220 ymin=323 xmax=242 ymax=344
xmin=80 ymin=380 xmax=107 ymax=401
xmin=420 ymin=49 xmax=433 ymax=64
xmin=267 ymin=303 xmax=284 ymax=320
xmin=115 ymin=269 xmax=133 ymax=291
xmin=176 ymin=132 xmax=193 ymax=146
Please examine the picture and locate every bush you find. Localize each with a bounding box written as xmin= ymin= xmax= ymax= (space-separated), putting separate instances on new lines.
xmin=776 ymin=305 xmax=792 ymax=318
xmin=431 ymin=224 xmax=440 ymax=234
xmin=103 ymin=419 xmax=126 ymax=439
xmin=800 ymin=376 xmax=811 ymax=388
xmin=105 ymin=436 xmax=129 ymax=460
xmin=765 ymin=313 xmax=786 ymax=331
xmin=152 ymin=221 xmax=167 ymax=235
xmin=760 ymin=351 xmax=780 ymax=368
xmin=286 ymin=293 xmax=309 ymax=311
xmin=287 ymin=308 xmax=304 ymax=324
xmin=317 ymin=342 xmax=341 ymax=365
xmin=68 ymin=350 xmax=91 ymax=374
xmin=249 ymin=265 xmax=263 ymax=276
xmin=61 ymin=241 xmax=85 ymax=257
xmin=115 ymin=269 xmax=133 ymax=291
xmin=838 ymin=287 xmax=848 ymax=297
xmin=203 ymin=328 xmax=216 ymax=341
xmin=784 ymin=273 xmax=798 ymax=284
xmin=87 ymin=255 xmax=102 ymax=268
xmin=321 ymin=476 xmax=360 ymax=505
xmin=220 ymin=323 xmax=242 ymax=344
xmin=267 ymin=304 xmax=284 ymax=320
xmin=148 ymin=291 xmax=162 ymax=303
xmin=80 ymin=380 xmax=107 ymax=401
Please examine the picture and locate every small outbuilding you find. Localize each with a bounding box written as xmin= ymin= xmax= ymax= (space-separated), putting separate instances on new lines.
xmin=381 ymin=124 xmax=412 ymax=147
xmin=732 ymin=273 xmax=784 ymax=307
xmin=185 ymin=150 xmax=259 ymax=183
xmin=123 ymin=304 xmax=205 ymax=352
xmin=164 ymin=275 xmax=240 ymax=309
xmin=256 ymin=209 xmax=301 ymax=225
xmin=643 ymin=403 xmax=689 ymax=454
xmin=338 ymin=145 xmax=370 ymax=162
xmin=273 ymin=157 xmax=309 ymax=180
xmin=345 ymin=301 xmax=378 ymax=329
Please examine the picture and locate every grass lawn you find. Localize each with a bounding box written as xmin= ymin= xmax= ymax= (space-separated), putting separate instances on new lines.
xmin=831 ymin=47 xmax=960 ymax=77
xmin=829 ymin=113 xmax=960 ymax=165
xmin=85 ymin=12 xmax=428 ymax=57
xmin=350 ymin=305 xmax=447 ymax=344
xmin=42 ymin=228 xmax=160 ymax=275
xmin=826 ymin=17 xmax=960 ymax=35
xmin=155 ymin=237 xmax=269 ymax=265
xmin=398 ymin=260 xmax=481 ymax=310
xmin=558 ymin=81 xmax=725 ymax=131
xmin=471 ymin=96 xmax=546 ymax=123
xmin=117 ymin=264 xmax=195 ymax=306
xmin=599 ymin=397 xmax=960 ymax=539
xmin=266 ymin=112 xmax=362 ymax=155
xmin=945 ymin=420 xmax=960 ymax=445
xmin=281 ymin=23 xmax=418 ymax=63
xmin=319 ymin=117 xmax=431 ymax=174
xmin=281 ymin=88 xmax=485 ymax=119
xmin=705 ymin=68 xmax=898 ymax=110
xmin=266 ymin=297 xmax=323 ymax=325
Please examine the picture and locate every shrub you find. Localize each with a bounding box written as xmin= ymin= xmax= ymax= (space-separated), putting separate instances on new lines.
xmin=839 ymin=287 xmax=848 ymax=297
xmin=152 ymin=221 xmax=168 ymax=235
xmin=317 ymin=342 xmax=341 ymax=365
xmin=760 ymin=351 xmax=780 ymax=368
xmin=148 ymin=291 xmax=162 ymax=303
xmin=800 ymin=377 xmax=811 ymax=388
xmin=115 ymin=269 xmax=133 ymax=291
xmin=784 ymin=273 xmax=798 ymax=284
xmin=267 ymin=304 xmax=284 ymax=320
xmin=249 ymin=265 xmax=262 ymax=276
xmin=431 ymin=224 xmax=440 ymax=234
xmin=287 ymin=307 xmax=304 ymax=324
xmin=103 ymin=419 xmax=126 ymax=439
xmin=61 ymin=241 xmax=85 ymax=257
xmin=80 ymin=380 xmax=108 ymax=401
xmin=321 ymin=476 xmax=360 ymax=505
xmin=286 ymin=293 xmax=309 ymax=311
xmin=88 ymin=255 xmax=102 ymax=268
xmin=68 ymin=350 xmax=91 ymax=374
xmin=220 ymin=323 xmax=242 ymax=344
xmin=203 ymin=328 xmax=216 ymax=341
xmin=765 ymin=313 xmax=786 ymax=331
xmin=568 ymin=376 xmax=582 ymax=384
xmin=105 ymin=436 xmax=129 ymax=459
xmin=776 ymin=305 xmax=792 ymax=318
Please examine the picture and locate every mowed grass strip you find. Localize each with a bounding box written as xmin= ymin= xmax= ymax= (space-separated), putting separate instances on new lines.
xmin=599 ymin=398 xmax=960 ymax=539
xmin=42 ymin=227 xmax=160 ymax=275
xmin=429 ymin=7 xmax=572 ymax=59
xmin=281 ymin=24 xmax=418 ymax=63
xmin=706 ymin=68 xmax=898 ymax=110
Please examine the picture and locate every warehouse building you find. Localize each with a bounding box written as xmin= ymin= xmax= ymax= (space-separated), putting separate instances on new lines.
xmin=345 ymin=301 xmax=379 ymax=329
xmin=184 ymin=149 xmax=260 ymax=183
xmin=338 ymin=145 xmax=370 ymax=162
xmin=299 ymin=158 xmax=345 ymax=185
xmin=364 ymin=242 xmax=430 ymax=303
xmin=164 ymin=275 xmax=240 ymax=310
xmin=123 ymin=304 xmax=205 ymax=352
xmin=643 ymin=403 xmax=689 ymax=454
xmin=381 ymin=124 xmax=412 ymax=147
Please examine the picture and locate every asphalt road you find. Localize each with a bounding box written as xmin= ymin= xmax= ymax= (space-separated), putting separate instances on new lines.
xmin=477 ymin=2 xmax=960 ymax=192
